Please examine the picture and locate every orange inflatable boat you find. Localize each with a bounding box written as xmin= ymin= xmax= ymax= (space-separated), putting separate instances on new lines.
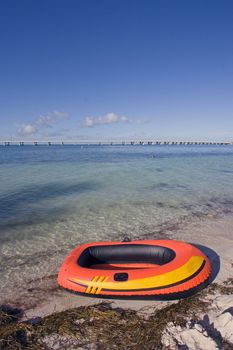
xmin=58 ymin=240 xmax=211 ymax=298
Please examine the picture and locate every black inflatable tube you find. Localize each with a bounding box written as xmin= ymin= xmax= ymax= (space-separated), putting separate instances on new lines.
xmin=78 ymin=244 xmax=176 ymax=267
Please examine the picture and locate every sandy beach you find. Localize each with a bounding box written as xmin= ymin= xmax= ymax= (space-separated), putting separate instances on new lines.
xmin=0 ymin=212 xmax=232 ymax=349
xmin=0 ymin=212 xmax=227 ymax=349
xmin=19 ymin=212 xmax=232 ymax=320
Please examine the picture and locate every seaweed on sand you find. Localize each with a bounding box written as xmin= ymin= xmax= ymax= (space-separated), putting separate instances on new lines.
xmin=0 ymin=281 xmax=232 ymax=350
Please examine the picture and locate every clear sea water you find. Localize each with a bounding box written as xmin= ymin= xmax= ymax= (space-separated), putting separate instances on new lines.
xmin=1 ymin=144 xmax=233 ymax=303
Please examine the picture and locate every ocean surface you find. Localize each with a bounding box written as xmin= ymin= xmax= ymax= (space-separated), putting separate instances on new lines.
xmin=1 ymin=144 xmax=233 ymax=303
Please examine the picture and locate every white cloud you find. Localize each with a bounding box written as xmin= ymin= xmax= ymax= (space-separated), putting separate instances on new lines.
xmin=17 ymin=110 xmax=68 ymax=136
xmin=18 ymin=123 xmax=38 ymax=135
xmin=83 ymin=112 xmax=129 ymax=127
xmin=135 ymin=118 xmax=150 ymax=125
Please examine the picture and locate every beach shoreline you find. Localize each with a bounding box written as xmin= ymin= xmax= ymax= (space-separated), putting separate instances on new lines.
xmin=1 ymin=209 xmax=233 ymax=349
xmin=13 ymin=210 xmax=232 ymax=320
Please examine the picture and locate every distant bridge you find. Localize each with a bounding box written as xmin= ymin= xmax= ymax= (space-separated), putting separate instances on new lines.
xmin=1 ymin=140 xmax=233 ymax=146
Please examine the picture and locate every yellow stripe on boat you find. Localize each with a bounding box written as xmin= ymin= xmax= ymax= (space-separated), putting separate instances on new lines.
xmin=95 ymin=276 xmax=109 ymax=294
xmin=86 ymin=275 xmax=100 ymax=293
xmin=71 ymin=255 xmax=204 ymax=291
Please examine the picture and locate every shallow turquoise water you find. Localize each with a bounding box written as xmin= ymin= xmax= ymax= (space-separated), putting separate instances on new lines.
xmin=1 ymin=144 xmax=233 ymax=301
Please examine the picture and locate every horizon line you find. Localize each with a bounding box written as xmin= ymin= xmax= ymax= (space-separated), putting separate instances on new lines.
xmin=1 ymin=140 xmax=233 ymax=146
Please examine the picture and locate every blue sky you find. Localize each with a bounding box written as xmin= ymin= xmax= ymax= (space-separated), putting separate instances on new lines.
xmin=0 ymin=0 xmax=233 ymax=141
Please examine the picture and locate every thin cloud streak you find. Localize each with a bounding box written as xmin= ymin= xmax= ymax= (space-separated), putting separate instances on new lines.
xmin=83 ymin=112 xmax=129 ymax=127
xmin=17 ymin=110 xmax=68 ymax=136
xmin=37 ymin=110 xmax=68 ymax=127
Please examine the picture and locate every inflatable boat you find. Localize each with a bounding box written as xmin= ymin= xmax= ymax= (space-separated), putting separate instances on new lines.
xmin=58 ymin=240 xmax=211 ymax=298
